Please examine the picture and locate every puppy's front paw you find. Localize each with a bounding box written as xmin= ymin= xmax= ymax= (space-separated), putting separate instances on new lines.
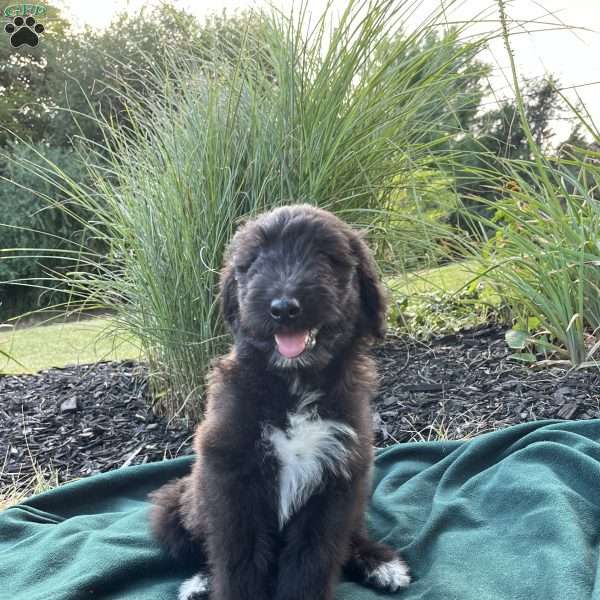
xmin=366 ymin=557 xmax=411 ymax=592
xmin=178 ymin=573 xmax=210 ymax=600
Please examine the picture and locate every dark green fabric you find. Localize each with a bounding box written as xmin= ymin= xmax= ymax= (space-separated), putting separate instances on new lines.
xmin=2 ymin=419 xmax=600 ymax=600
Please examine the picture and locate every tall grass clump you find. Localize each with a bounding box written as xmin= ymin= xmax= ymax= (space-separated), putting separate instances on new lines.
xmin=457 ymin=1 xmax=600 ymax=367
xmin=8 ymin=0 xmax=491 ymax=417
xmin=463 ymin=152 xmax=600 ymax=366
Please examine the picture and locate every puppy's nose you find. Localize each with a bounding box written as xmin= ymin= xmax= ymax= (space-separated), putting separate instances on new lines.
xmin=270 ymin=297 xmax=301 ymax=322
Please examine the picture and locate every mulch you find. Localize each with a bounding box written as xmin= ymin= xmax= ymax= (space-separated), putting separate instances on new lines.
xmin=2 ymin=325 xmax=600 ymax=491
xmin=373 ymin=325 xmax=600 ymax=443
xmin=0 ymin=362 xmax=192 ymax=491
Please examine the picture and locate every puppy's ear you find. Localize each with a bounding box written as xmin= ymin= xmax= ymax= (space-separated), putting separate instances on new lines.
xmin=350 ymin=232 xmax=388 ymax=340
xmin=219 ymin=260 xmax=239 ymax=333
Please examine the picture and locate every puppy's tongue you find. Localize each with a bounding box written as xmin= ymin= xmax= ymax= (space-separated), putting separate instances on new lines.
xmin=275 ymin=331 xmax=308 ymax=358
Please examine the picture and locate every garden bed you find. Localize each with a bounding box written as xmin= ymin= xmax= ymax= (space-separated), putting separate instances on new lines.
xmin=2 ymin=325 xmax=600 ymax=492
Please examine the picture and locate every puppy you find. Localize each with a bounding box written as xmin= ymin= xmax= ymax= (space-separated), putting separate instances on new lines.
xmin=150 ymin=204 xmax=410 ymax=600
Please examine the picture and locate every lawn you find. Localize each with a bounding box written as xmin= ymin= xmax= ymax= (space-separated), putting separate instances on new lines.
xmin=0 ymin=317 xmax=141 ymax=375
xmin=388 ymin=260 xmax=479 ymax=294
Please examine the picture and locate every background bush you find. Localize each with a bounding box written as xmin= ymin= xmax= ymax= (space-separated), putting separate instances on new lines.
xmin=0 ymin=2 xmax=247 ymax=319
xmin=0 ymin=142 xmax=87 ymax=319
xmin=461 ymin=148 xmax=600 ymax=367
xmin=450 ymin=2 xmax=600 ymax=368
xmin=27 ymin=0 xmax=496 ymax=418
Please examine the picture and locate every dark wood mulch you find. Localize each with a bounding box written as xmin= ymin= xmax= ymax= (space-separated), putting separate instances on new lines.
xmin=373 ymin=325 xmax=600 ymax=444
xmin=2 ymin=325 xmax=600 ymax=491
xmin=0 ymin=361 xmax=192 ymax=491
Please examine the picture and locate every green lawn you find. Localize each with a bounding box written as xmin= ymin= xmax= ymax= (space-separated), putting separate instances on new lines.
xmin=0 ymin=317 xmax=141 ymax=374
xmin=388 ymin=260 xmax=480 ymax=294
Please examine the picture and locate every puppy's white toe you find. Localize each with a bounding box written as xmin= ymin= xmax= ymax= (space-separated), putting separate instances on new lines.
xmin=178 ymin=573 xmax=210 ymax=600
xmin=367 ymin=557 xmax=411 ymax=591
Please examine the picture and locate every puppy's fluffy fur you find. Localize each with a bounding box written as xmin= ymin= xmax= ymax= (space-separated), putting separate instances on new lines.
xmin=150 ymin=205 xmax=410 ymax=599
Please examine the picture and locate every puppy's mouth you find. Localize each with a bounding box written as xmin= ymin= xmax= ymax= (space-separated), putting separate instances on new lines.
xmin=274 ymin=328 xmax=318 ymax=359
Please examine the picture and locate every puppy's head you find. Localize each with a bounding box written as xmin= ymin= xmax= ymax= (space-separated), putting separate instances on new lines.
xmin=220 ymin=204 xmax=387 ymax=370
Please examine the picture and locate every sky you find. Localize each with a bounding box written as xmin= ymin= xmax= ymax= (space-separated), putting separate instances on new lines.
xmin=55 ymin=0 xmax=600 ymax=140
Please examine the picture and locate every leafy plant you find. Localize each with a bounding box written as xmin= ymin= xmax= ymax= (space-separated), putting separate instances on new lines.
xmin=504 ymin=318 xmax=555 ymax=364
xmin=391 ymin=282 xmax=498 ymax=338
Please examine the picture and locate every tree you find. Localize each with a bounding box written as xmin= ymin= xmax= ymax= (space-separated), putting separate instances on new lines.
xmin=0 ymin=4 xmax=71 ymax=145
xmin=453 ymin=76 xmax=571 ymax=202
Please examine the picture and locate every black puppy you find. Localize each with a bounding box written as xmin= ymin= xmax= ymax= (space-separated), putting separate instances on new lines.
xmin=150 ymin=205 xmax=410 ymax=600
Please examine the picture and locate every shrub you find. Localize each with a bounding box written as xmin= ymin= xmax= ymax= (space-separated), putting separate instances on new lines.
xmin=0 ymin=142 xmax=87 ymax=320
xmin=13 ymin=0 xmax=490 ymax=417
xmin=381 ymin=169 xmax=462 ymax=273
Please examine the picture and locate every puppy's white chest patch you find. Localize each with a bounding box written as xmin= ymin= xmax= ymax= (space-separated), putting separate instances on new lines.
xmin=265 ymin=401 xmax=357 ymax=529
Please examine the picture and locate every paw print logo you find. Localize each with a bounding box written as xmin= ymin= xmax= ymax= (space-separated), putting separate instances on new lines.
xmin=4 ymin=16 xmax=44 ymax=47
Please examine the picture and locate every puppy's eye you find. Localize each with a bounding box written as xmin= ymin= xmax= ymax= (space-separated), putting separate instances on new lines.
xmin=236 ymin=258 xmax=256 ymax=274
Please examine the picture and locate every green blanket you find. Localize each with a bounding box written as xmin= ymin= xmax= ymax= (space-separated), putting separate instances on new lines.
xmin=2 ymin=419 xmax=600 ymax=600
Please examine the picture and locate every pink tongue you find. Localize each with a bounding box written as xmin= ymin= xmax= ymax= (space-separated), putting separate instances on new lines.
xmin=275 ymin=331 xmax=308 ymax=358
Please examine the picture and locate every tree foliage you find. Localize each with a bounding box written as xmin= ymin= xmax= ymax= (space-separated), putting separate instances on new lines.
xmin=453 ymin=77 xmax=574 ymax=201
